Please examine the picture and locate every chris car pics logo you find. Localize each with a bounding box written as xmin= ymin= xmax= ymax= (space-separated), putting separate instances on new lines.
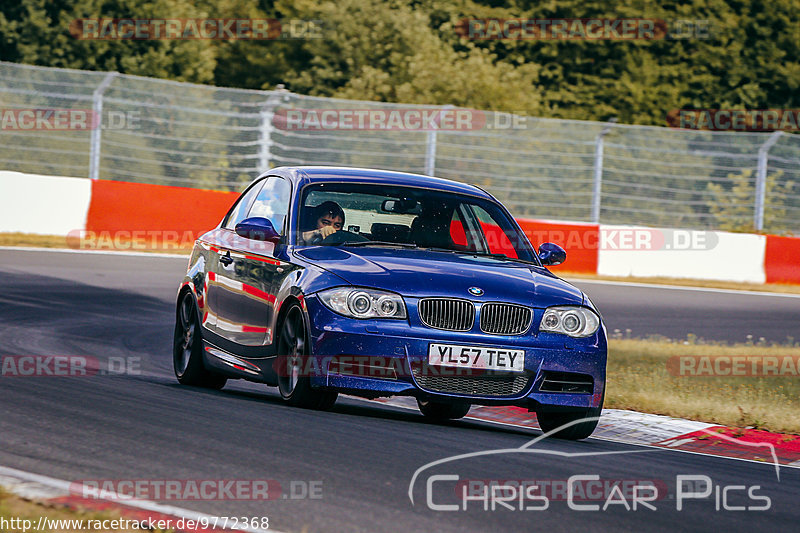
xmin=408 ymin=419 xmax=777 ymax=512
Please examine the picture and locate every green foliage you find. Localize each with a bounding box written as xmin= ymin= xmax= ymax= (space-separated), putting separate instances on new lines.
xmin=706 ymin=169 xmax=796 ymax=233
xmin=0 ymin=0 xmax=217 ymax=83
xmin=2 ymin=0 xmax=798 ymax=124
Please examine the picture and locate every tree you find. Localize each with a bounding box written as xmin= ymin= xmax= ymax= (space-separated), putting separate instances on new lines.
xmin=706 ymin=169 xmax=796 ymax=233
xmin=0 ymin=0 xmax=217 ymax=83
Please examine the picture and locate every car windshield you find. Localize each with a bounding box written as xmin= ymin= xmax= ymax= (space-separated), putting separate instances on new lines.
xmin=297 ymin=182 xmax=537 ymax=262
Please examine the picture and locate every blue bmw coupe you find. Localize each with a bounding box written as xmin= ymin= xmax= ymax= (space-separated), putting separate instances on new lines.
xmin=174 ymin=166 xmax=607 ymax=439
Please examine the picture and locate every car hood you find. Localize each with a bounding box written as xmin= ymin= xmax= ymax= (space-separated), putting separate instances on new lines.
xmin=295 ymin=246 xmax=584 ymax=307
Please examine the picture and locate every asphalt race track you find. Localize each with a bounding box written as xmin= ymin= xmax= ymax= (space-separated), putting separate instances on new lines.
xmin=1 ymin=248 xmax=799 ymax=532
xmin=570 ymin=279 xmax=800 ymax=344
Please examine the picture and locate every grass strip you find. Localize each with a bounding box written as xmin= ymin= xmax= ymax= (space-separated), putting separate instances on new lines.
xmin=607 ymin=338 xmax=800 ymax=434
xmin=0 ymin=488 xmax=158 ymax=533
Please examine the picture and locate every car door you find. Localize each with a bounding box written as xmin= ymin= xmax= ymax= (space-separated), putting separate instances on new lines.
xmin=203 ymin=179 xmax=264 ymax=338
xmin=213 ymin=176 xmax=291 ymax=347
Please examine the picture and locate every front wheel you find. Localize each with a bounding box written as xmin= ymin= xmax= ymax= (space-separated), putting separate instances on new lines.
xmin=173 ymin=292 xmax=227 ymax=390
xmin=417 ymin=399 xmax=471 ymax=421
xmin=536 ymin=406 xmax=601 ymax=440
xmin=275 ymin=304 xmax=338 ymax=410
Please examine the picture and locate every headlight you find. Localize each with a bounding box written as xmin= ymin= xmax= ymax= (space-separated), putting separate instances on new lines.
xmin=539 ymin=306 xmax=600 ymax=338
xmin=318 ymin=287 xmax=407 ymax=319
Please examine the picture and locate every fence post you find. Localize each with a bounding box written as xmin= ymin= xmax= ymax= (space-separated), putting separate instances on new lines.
xmin=88 ymin=72 xmax=117 ymax=180
xmin=258 ymin=85 xmax=287 ymax=173
xmin=591 ymin=119 xmax=616 ymax=223
xmin=424 ymin=105 xmax=452 ymax=176
xmin=424 ymin=129 xmax=437 ymax=176
xmin=754 ymin=130 xmax=783 ymax=231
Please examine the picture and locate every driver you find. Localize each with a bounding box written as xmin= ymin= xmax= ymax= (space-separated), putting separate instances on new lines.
xmin=301 ymin=201 xmax=345 ymax=244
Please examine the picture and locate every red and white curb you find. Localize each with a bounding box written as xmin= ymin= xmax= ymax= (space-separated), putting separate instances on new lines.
xmin=0 ymin=465 xmax=276 ymax=533
xmin=369 ymin=397 xmax=800 ymax=467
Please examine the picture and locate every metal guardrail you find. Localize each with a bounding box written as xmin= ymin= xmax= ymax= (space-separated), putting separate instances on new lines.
xmin=1 ymin=61 xmax=798 ymax=234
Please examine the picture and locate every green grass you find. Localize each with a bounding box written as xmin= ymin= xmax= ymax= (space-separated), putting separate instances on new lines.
xmin=0 ymin=233 xmax=191 ymax=254
xmin=0 ymin=487 xmax=158 ymax=533
xmin=607 ymin=337 xmax=800 ymax=434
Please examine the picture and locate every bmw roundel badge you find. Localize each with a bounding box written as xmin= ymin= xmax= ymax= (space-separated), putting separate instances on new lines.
xmin=468 ymin=287 xmax=484 ymax=296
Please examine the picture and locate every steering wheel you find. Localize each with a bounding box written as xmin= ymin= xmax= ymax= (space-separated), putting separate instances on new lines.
xmin=320 ymin=230 xmax=369 ymax=245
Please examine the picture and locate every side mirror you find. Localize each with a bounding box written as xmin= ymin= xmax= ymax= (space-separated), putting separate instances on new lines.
xmin=235 ymin=217 xmax=281 ymax=243
xmin=538 ymin=242 xmax=566 ymax=266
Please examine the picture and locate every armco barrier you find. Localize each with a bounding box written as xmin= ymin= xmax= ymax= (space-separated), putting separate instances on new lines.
xmin=86 ymin=180 xmax=238 ymax=238
xmin=596 ymin=224 xmax=768 ymax=284
xmin=0 ymin=171 xmax=91 ymax=235
xmin=764 ymin=235 xmax=800 ymax=284
xmin=516 ymin=219 xmax=599 ymax=274
xmin=1 ymin=171 xmax=798 ymax=285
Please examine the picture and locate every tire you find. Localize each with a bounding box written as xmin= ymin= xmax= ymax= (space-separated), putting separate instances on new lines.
xmin=417 ymin=399 xmax=471 ymax=421
xmin=173 ymin=292 xmax=227 ymax=390
xmin=536 ymin=406 xmax=602 ymax=440
xmin=276 ymin=304 xmax=338 ymax=410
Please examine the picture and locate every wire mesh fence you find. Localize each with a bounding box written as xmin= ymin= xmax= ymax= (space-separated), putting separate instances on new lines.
xmin=1 ymin=61 xmax=798 ymax=234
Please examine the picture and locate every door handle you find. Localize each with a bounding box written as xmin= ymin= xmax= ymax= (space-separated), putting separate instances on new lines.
xmin=219 ymin=251 xmax=233 ymax=266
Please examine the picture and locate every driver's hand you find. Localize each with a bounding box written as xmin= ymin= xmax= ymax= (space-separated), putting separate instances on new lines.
xmin=318 ymin=225 xmax=338 ymax=239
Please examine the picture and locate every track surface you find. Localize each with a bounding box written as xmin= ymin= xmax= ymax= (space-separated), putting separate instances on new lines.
xmin=1 ymin=249 xmax=798 ymax=532
xmin=574 ymin=278 xmax=800 ymax=343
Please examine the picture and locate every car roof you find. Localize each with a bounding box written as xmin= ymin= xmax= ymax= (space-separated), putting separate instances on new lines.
xmin=261 ymin=166 xmax=494 ymax=200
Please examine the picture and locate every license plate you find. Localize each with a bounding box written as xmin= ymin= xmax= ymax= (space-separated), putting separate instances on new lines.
xmin=428 ymin=343 xmax=524 ymax=372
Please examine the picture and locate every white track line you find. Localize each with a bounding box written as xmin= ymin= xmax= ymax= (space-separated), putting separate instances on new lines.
xmin=568 ymin=277 xmax=800 ymax=298
xmin=0 ymin=246 xmax=188 ymax=259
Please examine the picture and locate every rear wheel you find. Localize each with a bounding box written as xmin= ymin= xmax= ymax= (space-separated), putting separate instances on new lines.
xmin=276 ymin=305 xmax=338 ymax=410
xmin=173 ymin=292 xmax=227 ymax=390
xmin=417 ymin=399 xmax=471 ymax=421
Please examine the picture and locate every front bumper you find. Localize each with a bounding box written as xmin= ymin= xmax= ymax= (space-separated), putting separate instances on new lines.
xmin=304 ymin=295 xmax=607 ymax=410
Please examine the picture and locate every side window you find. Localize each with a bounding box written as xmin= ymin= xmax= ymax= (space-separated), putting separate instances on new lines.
xmin=470 ymin=205 xmax=519 ymax=259
xmin=224 ymin=180 xmax=265 ymax=230
xmin=247 ymin=177 xmax=291 ymax=235
xmin=449 ymin=210 xmax=468 ymax=248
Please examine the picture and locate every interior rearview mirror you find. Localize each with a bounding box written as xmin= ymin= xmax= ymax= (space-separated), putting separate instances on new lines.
xmin=381 ymin=198 xmax=418 ymax=213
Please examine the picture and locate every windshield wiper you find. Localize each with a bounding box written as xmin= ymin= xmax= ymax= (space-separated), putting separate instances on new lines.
xmin=469 ymin=252 xmax=542 ymax=267
xmin=341 ymin=243 xmax=540 ymax=265
xmin=342 ymin=241 xmax=419 ymax=248
xmin=419 ymin=246 xmax=462 ymax=254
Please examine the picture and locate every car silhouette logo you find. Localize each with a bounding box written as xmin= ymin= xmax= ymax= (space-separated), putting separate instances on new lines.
xmin=468 ymin=287 xmax=484 ymax=296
